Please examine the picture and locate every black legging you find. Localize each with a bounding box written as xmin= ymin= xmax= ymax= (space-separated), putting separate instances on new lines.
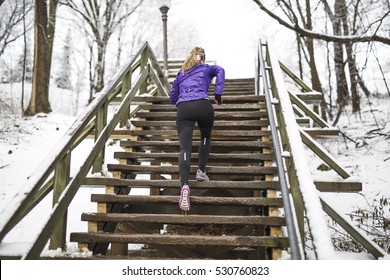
xmin=176 ymin=99 xmax=214 ymax=186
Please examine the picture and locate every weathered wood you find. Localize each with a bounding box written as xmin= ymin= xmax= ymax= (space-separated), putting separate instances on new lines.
xmin=90 ymin=194 xmax=283 ymax=207
xmin=300 ymin=129 xmax=349 ymax=179
xmin=107 ymin=164 xmax=278 ymax=176
xmin=113 ymin=152 xmax=275 ymax=163
xmin=107 ymin=129 xmax=272 ymax=137
xmin=136 ymin=111 xmax=268 ymax=119
xmin=138 ymin=103 xmax=264 ymax=111
xmin=82 ymin=178 xmax=280 ymax=190
xmin=119 ymin=140 xmax=273 ymax=150
xmin=133 ymin=95 xmax=264 ymax=103
xmin=81 ymin=213 xmax=286 ymax=226
xmin=130 ymin=119 xmax=270 ymax=128
xmin=70 ymin=233 xmax=289 ymax=248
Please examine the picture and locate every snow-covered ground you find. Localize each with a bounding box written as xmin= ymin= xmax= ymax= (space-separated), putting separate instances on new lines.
xmin=0 ymin=82 xmax=389 ymax=260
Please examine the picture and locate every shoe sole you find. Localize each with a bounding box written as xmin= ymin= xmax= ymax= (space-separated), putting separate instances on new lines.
xmin=179 ymin=187 xmax=190 ymax=211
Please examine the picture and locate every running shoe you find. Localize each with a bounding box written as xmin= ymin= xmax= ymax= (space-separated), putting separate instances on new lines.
xmin=179 ymin=183 xmax=191 ymax=211
xmin=196 ymin=169 xmax=209 ymax=181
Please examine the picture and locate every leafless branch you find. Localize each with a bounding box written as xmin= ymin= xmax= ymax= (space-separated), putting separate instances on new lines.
xmin=252 ymin=0 xmax=390 ymax=45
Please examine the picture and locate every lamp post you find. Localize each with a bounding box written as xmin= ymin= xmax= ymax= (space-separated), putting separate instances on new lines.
xmin=160 ymin=1 xmax=170 ymax=77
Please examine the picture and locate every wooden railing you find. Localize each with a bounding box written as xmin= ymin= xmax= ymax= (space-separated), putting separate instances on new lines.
xmin=0 ymin=41 xmax=170 ymax=259
xmin=256 ymin=39 xmax=387 ymax=259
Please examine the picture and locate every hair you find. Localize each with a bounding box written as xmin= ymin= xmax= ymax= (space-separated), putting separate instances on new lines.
xmin=181 ymin=47 xmax=205 ymax=74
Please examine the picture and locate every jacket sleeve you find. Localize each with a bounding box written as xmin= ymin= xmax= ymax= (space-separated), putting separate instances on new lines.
xmin=169 ymin=72 xmax=180 ymax=105
xmin=209 ymin=65 xmax=225 ymax=95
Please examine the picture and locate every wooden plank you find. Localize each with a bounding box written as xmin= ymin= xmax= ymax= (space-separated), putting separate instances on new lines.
xmin=82 ymin=178 xmax=280 ymax=190
xmin=106 ymin=130 xmax=270 ymax=138
xmin=135 ymin=111 xmax=268 ymax=119
xmin=138 ymin=103 xmax=264 ymax=111
xmin=300 ymin=129 xmax=350 ymax=179
xmin=119 ymin=140 xmax=274 ymax=150
xmin=130 ymin=120 xmax=270 ymax=128
xmin=81 ymin=213 xmax=286 ymax=226
xmin=314 ymin=180 xmax=362 ymax=192
xmin=133 ymin=95 xmax=264 ymax=103
xmin=106 ymin=164 xmax=278 ymax=176
xmin=90 ymin=194 xmax=283 ymax=207
xmin=113 ymin=152 xmax=275 ymax=162
xmin=289 ymin=91 xmax=329 ymax=128
xmin=303 ymin=128 xmax=339 ymax=137
xmin=70 ymin=233 xmax=289 ymax=248
xmin=81 ymin=178 xmax=362 ymax=193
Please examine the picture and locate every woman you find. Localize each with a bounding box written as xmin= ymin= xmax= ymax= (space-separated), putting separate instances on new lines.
xmin=169 ymin=47 xmax=225 ymax=212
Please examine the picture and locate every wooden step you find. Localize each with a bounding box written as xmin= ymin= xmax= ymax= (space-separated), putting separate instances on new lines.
xmin=130 ymin=120 xmax=270 ymax=129
xmin=82 ymin=178 xmax=362 ymax=193
xmin=81 ymin=213 xmax=286 ymax=226
xmin=137 ymin=103 xmax=264 ymax=111
xmin=108 ymin=129 xmax=271 ymax=140
xmin=113 ymin=152 xmax=274 ymax=163
xmin=135 ymin=111 xmax=268 ymax=119
xmin=133 ymin=95 xmax=263 ymax=103
xmin=107 ymin=164 xmax=278 ymax=176
xmin=119 ymin=140 xmax=273 ymax=151
xmin=82 ymin=178 xmax=280 ymax=191
xmin=91 ymin=194 xmax=283 ymax=207
xmin=70 ymin=233 xmax=289 ymax=248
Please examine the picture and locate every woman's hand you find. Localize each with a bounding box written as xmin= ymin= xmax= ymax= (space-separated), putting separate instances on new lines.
xmin=214 ymin=94 xmax=222 ymax=105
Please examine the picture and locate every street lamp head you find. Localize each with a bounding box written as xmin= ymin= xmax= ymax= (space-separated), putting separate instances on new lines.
xmin=160 ymin=0 xmax=171 ymax=13
xmin=160 ymin=0 xmax=171 ymax=8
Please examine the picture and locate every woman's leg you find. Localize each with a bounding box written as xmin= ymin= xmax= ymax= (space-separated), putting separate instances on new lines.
xmin=196 ymin=101 xmax=214 ymax=171
xmin=176 ymin=104 xmax=195 ymax=186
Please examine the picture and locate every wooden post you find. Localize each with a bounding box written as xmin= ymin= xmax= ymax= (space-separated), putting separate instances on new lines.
xmin=120 ymin=71 xmax=132 ymax=128
xmin=92 ymin=101 xmax=108 ymax=173
xmin=49 ymin=152 xmax=71 ymax=250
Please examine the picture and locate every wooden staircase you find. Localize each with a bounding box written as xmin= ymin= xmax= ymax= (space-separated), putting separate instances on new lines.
xmin=70 ymin=78 xmax=291 ymax=259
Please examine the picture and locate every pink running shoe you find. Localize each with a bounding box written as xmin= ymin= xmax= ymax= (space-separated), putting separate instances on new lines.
xmin=179 ymin=184 xmax=191 ymax=212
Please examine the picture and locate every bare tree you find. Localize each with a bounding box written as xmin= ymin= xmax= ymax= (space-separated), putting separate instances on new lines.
xmin=0 ymin=0 xmax=33 ymax=57
xmin=64 ymin=0 xmax=144 ymax=101
xmin=252 ymin=0 xmax=390 ymax=45
xmin=252 ymin=0 xmax=389 ymax=124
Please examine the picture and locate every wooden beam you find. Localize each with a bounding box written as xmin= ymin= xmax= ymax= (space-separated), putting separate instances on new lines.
xmin=300 ymin=129 xmax=350 ymax=179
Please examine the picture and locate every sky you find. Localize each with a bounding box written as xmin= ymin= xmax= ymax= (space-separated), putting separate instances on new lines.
xmin=168 ymin=0 xmax=286 ymax=78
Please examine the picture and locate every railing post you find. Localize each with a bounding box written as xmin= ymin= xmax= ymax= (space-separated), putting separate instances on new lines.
xmin=49 ymin=152 xmax=71 ymax=250
xmin=92 ymin=101 xmax=108 ymax=173
xmin=140 ymin=48 xmax=148 ymax=95
xmin=120 ymin=71 xmax=132 ymax=128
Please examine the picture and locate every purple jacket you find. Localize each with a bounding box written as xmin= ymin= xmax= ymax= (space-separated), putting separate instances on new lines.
xmin=169 ymin=63 xmax=225 ymax=105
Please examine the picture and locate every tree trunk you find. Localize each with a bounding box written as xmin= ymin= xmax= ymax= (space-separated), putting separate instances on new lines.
xmin=340 ymin=0 xmax=360 ymax=112
xmin=25 ymin=0 xmax=51 ymax=115
xmin=25 ymin=0 xmax=58 ymax=116
xmin=333 ymin=1 xmax=349 ymax=108
xmin=305 ymin=0 xmax=327 ymax=121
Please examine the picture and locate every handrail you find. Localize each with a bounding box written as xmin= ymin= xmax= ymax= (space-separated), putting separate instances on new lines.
xmin=256 ymin=40 xmax=304 ymax=260
xmin=257 ymin=39 xmax=335 ymax=259
xmin=0 ymin=41 xmax=170 ymax=258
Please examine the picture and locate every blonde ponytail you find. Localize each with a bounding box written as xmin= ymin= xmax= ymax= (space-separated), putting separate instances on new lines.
xmin=181 ymin=47 xmax=205 ymax=74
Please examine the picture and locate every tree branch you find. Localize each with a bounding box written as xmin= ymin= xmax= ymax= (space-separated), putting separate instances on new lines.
xmin=252 ymin=0 xmax=390 ymax=45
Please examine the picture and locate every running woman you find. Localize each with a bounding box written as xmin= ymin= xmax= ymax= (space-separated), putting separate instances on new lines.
xmin=169 ymin=47 xmax=225 ymax=212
